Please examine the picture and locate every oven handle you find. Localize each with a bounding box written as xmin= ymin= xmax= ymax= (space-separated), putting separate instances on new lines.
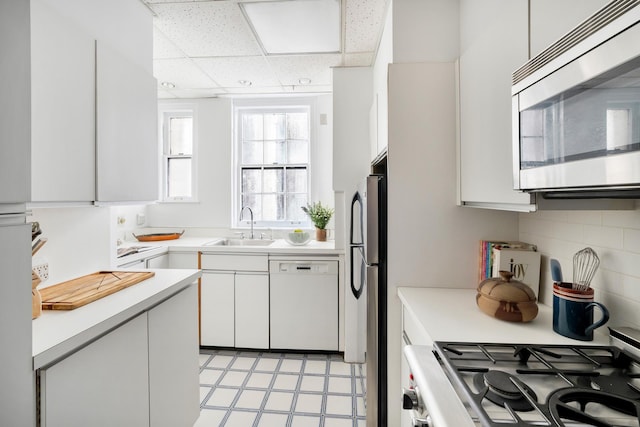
xmin=402 ymin=330 xmax=412 ymax=346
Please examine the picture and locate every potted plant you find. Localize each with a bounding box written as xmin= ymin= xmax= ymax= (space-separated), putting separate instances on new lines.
xmin=302 ymin=202 xmax=334 ymax=242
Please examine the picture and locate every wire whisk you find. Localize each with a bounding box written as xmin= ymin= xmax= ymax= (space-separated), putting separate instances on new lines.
xmin=573 ymin=247 xmax=600 ymax=291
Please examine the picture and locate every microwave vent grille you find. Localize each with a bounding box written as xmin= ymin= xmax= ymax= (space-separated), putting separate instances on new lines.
xmin=513 ymin=0 xmax=640 ymax=85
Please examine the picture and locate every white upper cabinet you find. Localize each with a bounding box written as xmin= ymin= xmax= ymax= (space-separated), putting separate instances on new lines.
xmin=457 ymin=0 xmax=609 ymax=211
xmin=31 ymin=0 xmax=95 ymax=203
xmin=458 ymin=0 xmax=534 ymax=210
xmin=529 ymin=0 xmax=609 ymax=57
xmin=0 ymin=1 xmax=30 ymax=204
xmin=29 ymin=0 xmax=157 ymax=205
xmin=96 ymin=42 xmax=158 ymax=203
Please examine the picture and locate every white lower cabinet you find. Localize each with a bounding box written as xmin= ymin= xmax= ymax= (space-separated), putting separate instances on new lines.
xmin=199 ymin=253 xmax=270 ymax=349
xmin=235 ymin=273 xmax=269 ymax=349
xmin=169 ymin=252 xmax=198 ymax=269
xmin=41 ymin=314 xmax=150 ymax=427
xmin=146 ymin=253 xmax=169 ymax=269
xmin=148 ymin=285 xmax=199 ymax=427
xmin=39 ymin=285 xmax=198 ymax=427
xmin=200 ymin=272 xmax=235 ymax=347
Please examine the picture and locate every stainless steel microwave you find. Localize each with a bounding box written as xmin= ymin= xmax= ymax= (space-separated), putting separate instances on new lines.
xmin=512 ymin=0 xmax=640 ymax=198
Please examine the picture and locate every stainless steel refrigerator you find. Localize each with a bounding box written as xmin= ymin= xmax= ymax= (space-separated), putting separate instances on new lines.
xmin=350 ymin=174 xmax=387 ymax=427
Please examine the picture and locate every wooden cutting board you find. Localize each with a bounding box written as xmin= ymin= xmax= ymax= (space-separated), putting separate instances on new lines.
xmin=40 ymin=271 xmax=155 ymax=310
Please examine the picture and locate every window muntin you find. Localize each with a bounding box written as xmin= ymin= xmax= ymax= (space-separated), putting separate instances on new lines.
xmin=236 ymin=106 xmax=311 ymax=228
xmin=162 ymin=110 xmax=196 ymax=202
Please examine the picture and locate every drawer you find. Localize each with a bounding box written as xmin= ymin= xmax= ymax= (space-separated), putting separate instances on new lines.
xmin=200 ymin=254 xmax=268 ymax=272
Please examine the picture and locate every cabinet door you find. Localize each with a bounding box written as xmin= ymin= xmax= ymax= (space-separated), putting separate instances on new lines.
xmin=458 ymin=0 xmax=533 ymax=208
xmin=30 ymin=0 xmax=96 ymax=202
xmin=200 ymin=272 xmax=235 ymax=347
xmin=148 ymin=285 xmax=199 ymax=427
xmin=529 ymin=0 xmax=608 ymax=57
xmin=0 ymin=2 xmax=30 ymax=203
xmin=96 ymin=41 xmax=158 ymax=203
xmin=235 ymin=273 xmax=269 ymax=349
xmin=146 ymin=253 xmax=169 ymax=269
xmin=41 ymin=314 xmax=149 ymax=427
xmin=169 ymin=252 xmax=198 ymax=269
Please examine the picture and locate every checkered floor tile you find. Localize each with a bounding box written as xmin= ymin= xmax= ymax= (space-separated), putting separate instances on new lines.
xmin=195 ymin=349 xmax=366 ymax=427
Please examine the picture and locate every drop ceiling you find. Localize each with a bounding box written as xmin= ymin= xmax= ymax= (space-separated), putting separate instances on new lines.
xmin=141 ymin=0 xmax=388 ymax=98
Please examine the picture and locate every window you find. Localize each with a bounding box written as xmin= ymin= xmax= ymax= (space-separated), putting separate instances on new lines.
xmin=235 ymin=103 xmax=312 ymax=228
xmin=161 ymin=109 xmax=196 ymax=202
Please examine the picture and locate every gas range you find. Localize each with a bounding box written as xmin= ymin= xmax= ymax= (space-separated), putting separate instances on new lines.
xmin=403 ymin=327 xmax=640 ymax=427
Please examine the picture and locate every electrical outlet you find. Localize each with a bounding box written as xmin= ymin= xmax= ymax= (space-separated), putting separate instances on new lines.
xmin=136 ymin=213 xmax=146 ymax=226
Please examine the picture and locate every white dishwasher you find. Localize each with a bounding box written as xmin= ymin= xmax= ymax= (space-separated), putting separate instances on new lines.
xmin=269 ymin=259 xmax=339 ymax=351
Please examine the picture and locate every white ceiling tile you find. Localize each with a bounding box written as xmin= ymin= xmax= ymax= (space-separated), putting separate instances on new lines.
xmin=150 ymin=2 xmax=262 ymax=57
xmin=153 ymin=26 xmax=185 ymax=59
xmin=153 ymin=58 xmax=219 ymax=90
xmin=193 ymin=56 xmax=281 ymax=88
xmin=267 ymin=54 xmax=343 ymax=86
xmin=147 ymin=0 xmax=385 ymax=97
xmin=343 ymin=52 xmax=374 ymax=67
xmin=345 ymin=0 xmax=387 ymax=53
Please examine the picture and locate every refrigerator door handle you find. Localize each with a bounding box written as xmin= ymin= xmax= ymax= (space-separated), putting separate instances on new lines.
xmin=350 ymin=246 xmax=365 ymax=299
xmin=349 ymin=191 xmax=363 ymax=246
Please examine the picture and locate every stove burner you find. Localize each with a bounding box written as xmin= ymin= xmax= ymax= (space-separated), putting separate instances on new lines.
xmin=577 ymin=372 xmax=640 ymax=400
xmin=473 ymin=370 xmax=538 ymax=411
xmin=548 ymin=388 xmax=640 ymax=425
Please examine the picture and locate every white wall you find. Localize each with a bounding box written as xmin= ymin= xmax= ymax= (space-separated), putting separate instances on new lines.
xmin=147 ymin=95 xmax=334 ymax=235
xmin=31 ymin=207 xmax=113 ymax=286
xmin=520 ymin=204 xmax=640 ymax=329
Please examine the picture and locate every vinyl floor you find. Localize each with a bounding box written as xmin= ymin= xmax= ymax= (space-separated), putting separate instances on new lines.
xmin=195 ymin=348 xmax=366 ymax=427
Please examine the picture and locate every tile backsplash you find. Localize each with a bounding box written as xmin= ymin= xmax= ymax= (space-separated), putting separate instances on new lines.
xmin=519 ymin=201 xmax=640 ymax=330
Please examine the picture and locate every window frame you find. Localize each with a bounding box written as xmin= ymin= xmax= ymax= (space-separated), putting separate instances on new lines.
xmin=159 ymin=105 xmax=198 ymax=203
xmin=233 ymin=100 xmax=314 ymax=229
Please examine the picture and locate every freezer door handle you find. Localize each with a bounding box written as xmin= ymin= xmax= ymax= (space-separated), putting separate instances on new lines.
xmin=349 ymin=191 xmax=363 ymax=246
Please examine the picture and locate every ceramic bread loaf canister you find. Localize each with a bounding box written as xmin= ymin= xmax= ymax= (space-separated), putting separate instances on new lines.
xmin=476 ymin=270 xmax=538 ymax=322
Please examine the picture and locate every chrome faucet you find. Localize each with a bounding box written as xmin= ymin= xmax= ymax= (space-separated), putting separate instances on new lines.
xmin=239 ymin=206 xmax=254 ymax=239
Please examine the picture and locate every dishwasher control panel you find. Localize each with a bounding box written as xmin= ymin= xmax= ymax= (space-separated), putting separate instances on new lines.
xmin=273 ymin=261 xmax=337 ymax=274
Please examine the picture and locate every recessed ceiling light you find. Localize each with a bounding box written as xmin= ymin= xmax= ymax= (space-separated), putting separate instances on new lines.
xmin=298 ymin=78 xmax=312 ymax=85
xmin=238 ymin=80 xmax=252 ymax=87
xmin=160 ymin=81 xmax=175 ymax=89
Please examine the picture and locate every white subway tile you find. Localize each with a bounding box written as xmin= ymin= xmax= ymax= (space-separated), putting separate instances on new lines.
xmin=623 ymin=228 xmax=640 ymax=254
xmin=584 ymin=225 xmax=623 ymax=250
xmin=603 ymin=209 xmax=640 ymax=230
xmin=570 ymin=211 xmax=602 ymax=226
xmin=550 ymin=221 xmax=584 ymax=243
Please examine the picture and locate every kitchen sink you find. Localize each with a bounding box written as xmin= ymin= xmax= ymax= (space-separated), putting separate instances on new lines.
xmin=204 ymin=238 xmax=275 ymax=247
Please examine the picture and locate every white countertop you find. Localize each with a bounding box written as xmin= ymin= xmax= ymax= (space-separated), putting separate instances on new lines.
xmin=398 ymin=287 xmax=610 ymax=427
xmin=117 ymin=237 xmax=341 ymax=264
xmin=398 ymin=286 xmax=609 ymax=345
xmin=32 ymin=269 xmax=201 ymax=369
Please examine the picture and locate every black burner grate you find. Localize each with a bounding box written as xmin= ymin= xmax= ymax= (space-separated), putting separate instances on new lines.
xmin=433 ymin=342 xmax=640 ymax=427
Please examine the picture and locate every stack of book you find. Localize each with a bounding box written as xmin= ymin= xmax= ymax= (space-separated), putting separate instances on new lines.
xmin=478 ymin=240 xmax=541 ymax=297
